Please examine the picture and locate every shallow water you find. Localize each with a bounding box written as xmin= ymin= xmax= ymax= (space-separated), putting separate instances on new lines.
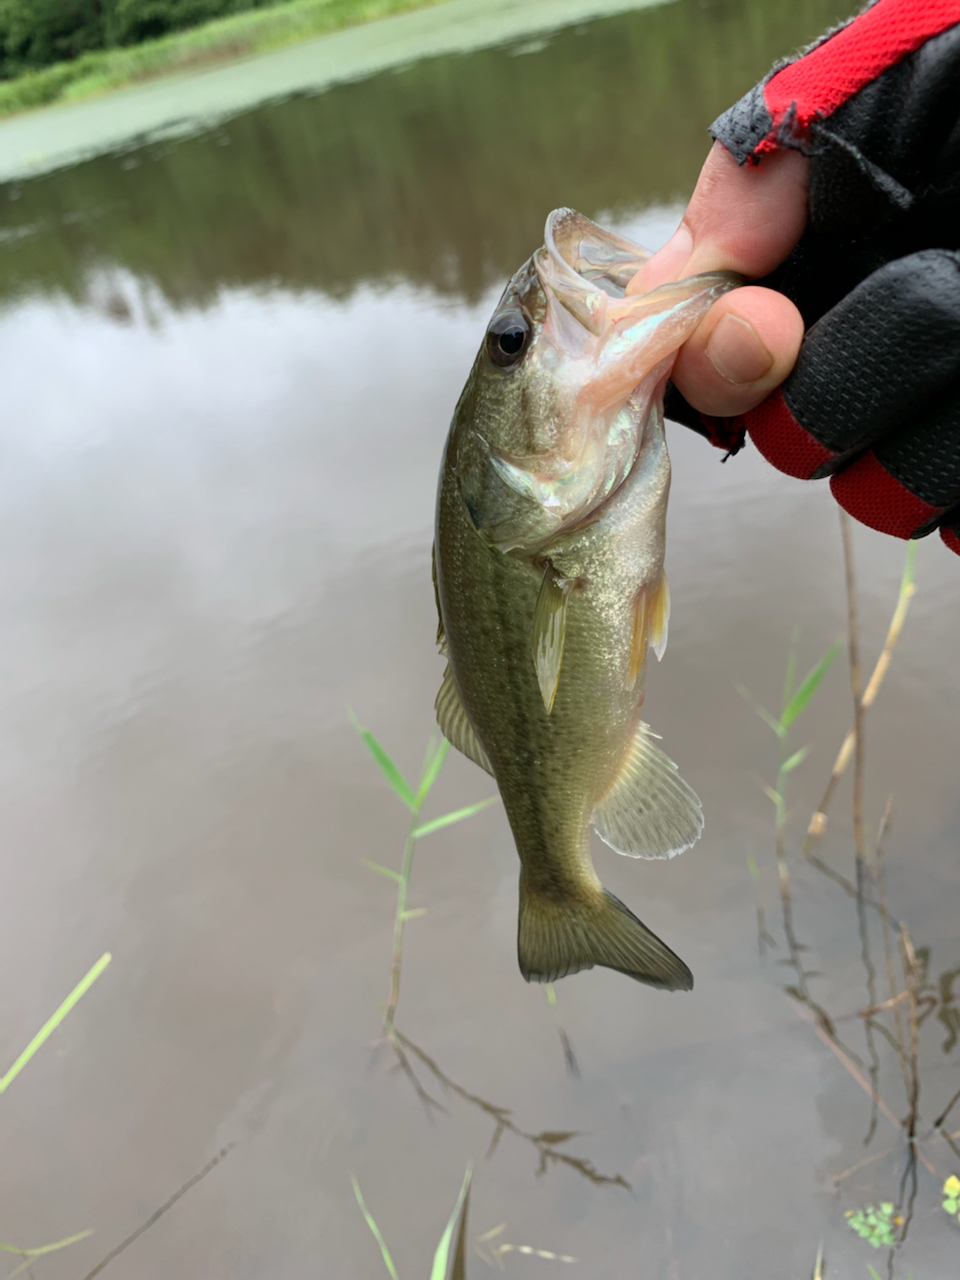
xmin=1 ymin=0 xmax=959 ymax=1276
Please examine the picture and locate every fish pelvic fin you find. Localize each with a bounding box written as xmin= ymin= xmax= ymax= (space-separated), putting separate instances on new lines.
xmin=435 ymin=664 xmax=494 ymax=776
xmin=517 ymin=876 xmax=692 ymax=990
xmin=593 ymin=722 xmax=703 ymax=859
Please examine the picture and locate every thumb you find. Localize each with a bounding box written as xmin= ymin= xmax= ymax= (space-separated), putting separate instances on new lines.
xmin=628 ymin=141 xmax=810 ymax=291
xmin=627 ymin=142 xmax=809 ymax=418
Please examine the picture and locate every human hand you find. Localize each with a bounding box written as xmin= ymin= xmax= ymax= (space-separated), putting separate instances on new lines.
xmin=627 ymin=141 xmax=807 ymax=421
xmin=639 ymin=0 xmax=960 ymax=556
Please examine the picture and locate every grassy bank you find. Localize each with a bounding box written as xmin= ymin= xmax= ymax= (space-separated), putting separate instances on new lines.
xmin=0 ymin=0 xmax=449 ymax=117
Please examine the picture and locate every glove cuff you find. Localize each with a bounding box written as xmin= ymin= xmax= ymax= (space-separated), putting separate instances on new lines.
xmin=712 ymin=0 xmax=960 ymax=164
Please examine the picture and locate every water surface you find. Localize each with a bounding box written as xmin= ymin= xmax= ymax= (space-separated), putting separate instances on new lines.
xmin=1 ymin=1 xmax=959 ymax=1276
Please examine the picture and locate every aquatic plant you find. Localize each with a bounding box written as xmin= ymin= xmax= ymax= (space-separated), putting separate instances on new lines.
xmin=743 ymin=523 xmax=960 ymax=1260
xmin=0 ymin=0 xmax=452 ymax=116
xmin=352 ymin=1166 xmax=471 ymax=1280
xmin=0 ymin=951 xmax=111 ymax=1274
xmin=0 ymin=951 xmax=111 ymax=1093
xmin=350 ymin=713 xmax=496 ymax=1033
xmin=845 ymin=1202 xmax=898 ymax=1248
xmin=943 ymin=1174 xmax=960 ymax=1224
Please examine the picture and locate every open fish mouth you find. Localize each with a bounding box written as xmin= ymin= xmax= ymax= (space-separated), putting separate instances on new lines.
xmin=458 ymin=209 xmax=739 ymax=550
xmin=536 ymin=207 xmax=652 ymax=340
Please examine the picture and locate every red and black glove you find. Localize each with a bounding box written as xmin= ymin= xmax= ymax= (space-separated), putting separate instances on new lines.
xmin=664 ymin=0 xmax=960 ymax=557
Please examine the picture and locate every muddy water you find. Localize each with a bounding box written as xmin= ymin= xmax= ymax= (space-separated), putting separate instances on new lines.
xmin=1 ymin=0 xmax=959 ymax=1276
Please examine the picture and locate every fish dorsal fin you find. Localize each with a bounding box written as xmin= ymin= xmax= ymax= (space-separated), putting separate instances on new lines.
xmin=435 ymin=665 xmax=493 ymax=775
xmin=629 ymin=573 xmax=670 ymax=687
xmin=532 ymin=565 xmax=572 ymax=714
xmin=593 ymin=723 xmax=702 ymax=859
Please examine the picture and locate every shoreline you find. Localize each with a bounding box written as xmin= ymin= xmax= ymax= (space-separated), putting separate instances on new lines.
xmin=0 ymin=0 xmax=669 ymax=185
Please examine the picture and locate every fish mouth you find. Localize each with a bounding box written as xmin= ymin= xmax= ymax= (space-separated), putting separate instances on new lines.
xmin=462 ymin=211 xmax=740 ymax=550
xmin=536 ymin=207 xmax=651 ymax=339
xmin=536 ymin=208 xmax=740 ymax=412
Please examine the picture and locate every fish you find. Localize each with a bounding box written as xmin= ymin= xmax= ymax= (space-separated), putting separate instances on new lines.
xmin=433 ymin=208 xmax=738 ymax=990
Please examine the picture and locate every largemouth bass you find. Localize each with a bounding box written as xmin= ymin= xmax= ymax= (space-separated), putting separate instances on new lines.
xmin=434 ymin=209 xmax=737 ymax=990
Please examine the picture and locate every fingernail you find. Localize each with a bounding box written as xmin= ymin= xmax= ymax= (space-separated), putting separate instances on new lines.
xmin=626 ymin=223 xmax=693 ymax=294
xmin=705 ymin=313 xmax=774 ymax=384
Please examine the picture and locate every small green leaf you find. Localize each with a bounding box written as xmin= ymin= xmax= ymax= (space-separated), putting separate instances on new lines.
xmin=351 ymin=1176 xmax=400 ymax=1280
xmin=868 ymin=1267 xmax=883 ymax=1280
xmin=416 ymin=736 xmax=450 ymax=806
xmin=349 ymin=710 xmax=415 ymax=809
xmin=780 ymin=746 xmax=809 ymax=775
xmin=400 ymin=908 xmax=427 ymax=921
xmin=364 ymin=862 xmax=403 ymax=884
xmin=413 ymin=796 xmax=498 ymax=839
xmin=737 ymin=685 xmax=784 ymax=738
xmin=430 ymin=1166 xmax=471 ymax=1280
xmin=943 ymin=1198 xmax=958 ymax=1215
xmin=780 ymin=640 xmax=842 ymax=729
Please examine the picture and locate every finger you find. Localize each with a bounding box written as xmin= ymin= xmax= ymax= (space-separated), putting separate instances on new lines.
xmin=627 ymin=142 xmax=809 ymax=294
xmin=670 ymin=286 xmax=805 ymax=418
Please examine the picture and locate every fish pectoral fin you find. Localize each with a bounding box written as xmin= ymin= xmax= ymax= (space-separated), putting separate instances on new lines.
xmin=518 ymin=877 xmax=692 ymax=990
xmin=432 ymin=544 xmax=447 ymax=655
xmin=532 ymin=565 xmax=572 ymax=714
xmin=592 ymin=722 xmax=703 ymax=858
xmin=629 ymin=574 xmax=669 ymax=685
xmin=649 ymin=571 xmax=669 ymax=662
xmin=435 ymin=664 xmax=493 ymax=775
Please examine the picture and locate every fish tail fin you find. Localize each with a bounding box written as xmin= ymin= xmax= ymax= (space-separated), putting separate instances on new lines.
xmin=517 ymin=876 xmax=692 ymax=991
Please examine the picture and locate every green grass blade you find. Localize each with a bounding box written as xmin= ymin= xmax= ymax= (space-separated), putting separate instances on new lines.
xmin=363 ymin=862 xmax=404 ymax=884
xmin=780 ymin=746 xmax=810 ymax=775
xmin=737 ymin=685 xmax=784 ymax=738
xmin=416 ymin=736 xmax=450 ymax=806
xmin=430 ymin=1167 xmax=472 ymax=1280
xmin=0 ymin=953 xmax=111 ymax=1093
xmin=868 ymin=1267 xmax=883 ymax=1280
xmin=901 ymin=539 xmax=918 ymax=594
xmin=413 ymin=797 xmax=498 ymax=839
xmin=781 ymin=626 xmax=799 ymax=716
xmin=349 ymin=710 xmax=415 ymax=809
xmin=351 ymin=1176 xmax=400 ymax=1280
xmin=780 ymin=639 xmax=842 ymax=729
xmin=0 ymin=1230 xmax=93 ymax=1277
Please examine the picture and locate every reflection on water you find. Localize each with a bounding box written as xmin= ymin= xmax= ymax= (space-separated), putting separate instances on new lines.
xmin=2 ymin=0 xmax=841 ymax=309
xmin=1 ymin=0 xmax=959 ymax=1276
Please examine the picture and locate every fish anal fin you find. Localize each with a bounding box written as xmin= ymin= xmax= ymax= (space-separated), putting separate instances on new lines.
xmin=517 ymin=877 xmax=691 ymax=990
xmin=532 ymin=565 xmax=572 ymax=714
xmin=629 ymin=574 xmax=669 ymax=686
xmin=593 ymin=722 xmax=702 ymax=859
xmin=435 ymin=665 xmax=493 ymax=775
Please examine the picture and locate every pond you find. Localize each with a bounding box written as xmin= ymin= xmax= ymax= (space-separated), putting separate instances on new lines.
xmin=0 ymin=0 xmax=958 ymax=1275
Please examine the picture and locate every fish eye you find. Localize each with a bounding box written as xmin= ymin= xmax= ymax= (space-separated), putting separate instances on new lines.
xmin=487 ymin=311 xmax=530 ymax=369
